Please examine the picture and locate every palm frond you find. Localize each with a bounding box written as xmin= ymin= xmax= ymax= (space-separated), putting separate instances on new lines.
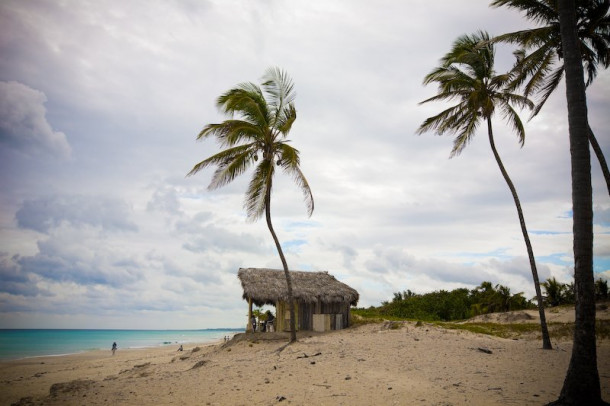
xmin=197 ymin=120 xmax=263 ymax=147
xmin=531 ymin=66 xmax=564 ymax=116
xmin=417 ymin=102 xmax=474 ymax=136
xmin=208 ymin=147 xmax=255 ymax=190
xmin=284 ymin=165 xmax=314 ymax=217
xmin=187 ymin=144 xmax=255 ymax=188
xmin=276 ymin=143 xmax=314 ymax=217
xmin=499 ymin=100 xmax=528 ymax=146
xmin=450 ymin=113 xmax=480 ymax=158
xmin=492 ymin=26 xmax=558 ymax=48
xmin=490 ymin=0 xmax=557 ymax=26
xmin=217 ymin=85 xmax=269 ymax=129
xmin=244 ymin=159 xmax=274 ymax=221
xmin=520 ymin=48 xmax=557 ymax=96
xmin=262 ymin=67 xmax=296 ymax=128
xmin=276 ymin=104 xmax=297 ymax=135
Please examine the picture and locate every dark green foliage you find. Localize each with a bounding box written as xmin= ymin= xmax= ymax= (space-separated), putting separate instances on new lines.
xmin=538 ymin=277 xmax=597 ymax=307
xmin=354 ymin=281 xmax=535 ymax=322
xmin=595 ymin=278 xmax=609 ymax=301
xmin=354 ymin=277 xmax=608 ymax=323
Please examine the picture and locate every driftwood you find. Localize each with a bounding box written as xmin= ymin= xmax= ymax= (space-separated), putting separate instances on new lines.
xmin=297 ymin=352 xmax=322 ymax=359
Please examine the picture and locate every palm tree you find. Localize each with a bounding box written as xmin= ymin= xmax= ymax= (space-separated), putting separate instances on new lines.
xmin=187 ymin=67 xmax=314 ymax=343
xmin=417 ymin=30 xmax=553 ymax=349
xmin=548 ymin=1 xmax=604 ymax=404
xmin=541 ymin=276 xmax=567 ymax=306
xmin=494 ymin=284 xmax=515 ymax=311
xmin=490 ymin=0 xmax=610 ymax=196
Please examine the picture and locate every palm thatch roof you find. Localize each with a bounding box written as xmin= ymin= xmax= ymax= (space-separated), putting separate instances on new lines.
xmin=238 ymin=268 xmax=359 ymax=307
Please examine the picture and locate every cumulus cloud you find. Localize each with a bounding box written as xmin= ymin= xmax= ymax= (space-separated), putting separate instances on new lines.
xmin=0 ymin=0 xmax=608 ymax=329
xmin=177 ymin=219 xmax=265 ymax=254
xmin=0 ymin=253 xmax=42 ymax=297
xmin=16 ymin=195 xmax=138 ymax=233
xmin=0 ymin=81 xmax=71 ymax=158
xmin=17 ymin=236 xmax=145 ymax=287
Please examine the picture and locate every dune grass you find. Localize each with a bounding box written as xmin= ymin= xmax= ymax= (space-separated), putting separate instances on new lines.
xmin=439 ymin=320 xmax=609 ymax=340
xmin=351 ymin=311 xmax=610 ymax=340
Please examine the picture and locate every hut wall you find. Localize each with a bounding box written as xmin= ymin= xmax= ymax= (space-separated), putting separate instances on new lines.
xmin=276 ymin=301 xmax=352 ymax=331
xmin=276 ymin=301 xmax=300 ymax=332
xmin=299 ymin=302 xmax=317 ymax=331
xmin=320 ymin=302 xmax=351 ymax=329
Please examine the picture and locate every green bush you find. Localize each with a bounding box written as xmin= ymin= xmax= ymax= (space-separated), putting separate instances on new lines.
xmin=353 ymin=281 xmax=535 ymax=322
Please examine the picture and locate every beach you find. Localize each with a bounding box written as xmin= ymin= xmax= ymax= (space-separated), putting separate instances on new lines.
xmin=2 ymin=307 xmax=609 ymax=405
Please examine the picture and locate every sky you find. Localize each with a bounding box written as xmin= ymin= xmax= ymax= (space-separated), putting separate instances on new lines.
xmin=0 ymin=0 xmax=609 ymax=330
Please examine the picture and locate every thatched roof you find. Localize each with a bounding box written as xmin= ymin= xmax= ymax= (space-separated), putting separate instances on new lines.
xmin=237 ymin=268 xmax=359 ymax=307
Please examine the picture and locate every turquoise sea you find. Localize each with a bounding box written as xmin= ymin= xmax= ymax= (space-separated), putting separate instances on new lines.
xmin=0 ymin=329 xmax=244 ymax=361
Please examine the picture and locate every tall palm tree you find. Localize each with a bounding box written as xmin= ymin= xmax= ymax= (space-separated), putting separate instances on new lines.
xmin=417 ymin=30 xmax=553 ymax=349
xmin=490 ymin=0 xmax=610 ymax=196
xmin=549 ymin=0 xmax=604 ymax=404
xmin=187 ymin=67 xmax=314 ymax=343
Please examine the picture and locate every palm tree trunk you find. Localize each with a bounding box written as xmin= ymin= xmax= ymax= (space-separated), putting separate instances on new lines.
xmin=550 ymin=1 xmax=604 ymax=404
xmin=486 ymin=118 xmax=553 ymax=350
xmin=589 ymin=127 xmax=610 ymax=197
xmin=264 ymin=178 xmax=298 ymax=343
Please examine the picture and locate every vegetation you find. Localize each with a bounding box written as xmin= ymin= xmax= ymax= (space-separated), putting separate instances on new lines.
xmin=417 ymin=30 xmax=552 ymax=349
xmin=442 ymin=319 xmax=610 ymax=340
xmin=188 ymin=68 xmax=314 ymax=343
xmin=353 ymin=281 xmax=535 ymax=322
xmin=353 ymin=277 xmax=608 ymax=323
xmin=542 ymin=276 xmax=575 ymax=306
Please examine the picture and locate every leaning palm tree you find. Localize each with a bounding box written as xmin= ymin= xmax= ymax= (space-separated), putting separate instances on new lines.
xmin=417 ymin=30 xmax=553 ymax=349
xmin=187 ymin=67 xmax=314 ymax=343
xmin=490 ymin=0 xmax=610 ymax=196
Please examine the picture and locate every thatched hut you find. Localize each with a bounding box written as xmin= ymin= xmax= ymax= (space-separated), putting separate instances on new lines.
xmin=237 ymin=267 xmax=359 ymax=332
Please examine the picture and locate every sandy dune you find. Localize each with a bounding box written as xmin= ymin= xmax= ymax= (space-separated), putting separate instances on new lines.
xmin=1 ymin=306 xmax=608 ymax=405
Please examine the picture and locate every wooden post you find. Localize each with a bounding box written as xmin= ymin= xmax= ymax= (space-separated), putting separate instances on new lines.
xmin=247 ymin=297 xmax=253 ymax=332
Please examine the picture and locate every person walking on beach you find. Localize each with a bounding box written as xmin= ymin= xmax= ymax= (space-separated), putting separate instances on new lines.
xmin=112 ymin=342 xmax=117 ymax=355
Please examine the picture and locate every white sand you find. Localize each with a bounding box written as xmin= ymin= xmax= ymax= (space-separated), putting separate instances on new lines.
xmin=1 ymin=306 xmax=608 ymax=405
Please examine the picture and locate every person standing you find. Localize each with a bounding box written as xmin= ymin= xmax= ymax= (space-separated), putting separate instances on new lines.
xmin=112 ymin=342 xmax=117 ymax=355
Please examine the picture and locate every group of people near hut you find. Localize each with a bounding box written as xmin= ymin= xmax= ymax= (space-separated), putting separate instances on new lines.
xmin=250 ymin=310 xmax=275 ymax=332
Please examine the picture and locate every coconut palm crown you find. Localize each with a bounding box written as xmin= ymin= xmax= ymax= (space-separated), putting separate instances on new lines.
xmin=417 ymin=31 xmax=533 ymax=156
xmin=187 ymin=67 xmax=314 ymax=220
xmin=491 ymin=0 xmax=610 ymax=115
xmin=490 ymin=0 xmax=610 ymax=197
xmin=417 ymin=30 xmax=553 ymax=350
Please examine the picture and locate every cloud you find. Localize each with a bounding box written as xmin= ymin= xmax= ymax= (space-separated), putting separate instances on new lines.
xmin=177 ymin=218 xmax=265 ymax=254
xmin=0 ymin=81 xmax=71 ymax=158
xmin=0 ymin=253 xmax=42 ymax=297
xmin=17 ymin=237 xmax=145 ymax=287
xmin=0 ymin=0 xmax=607 ymax=329
xmin=594 ymin=206 xmax=610 ymax=226
xmin=16 ymin=195 xmax=138 ymax=233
